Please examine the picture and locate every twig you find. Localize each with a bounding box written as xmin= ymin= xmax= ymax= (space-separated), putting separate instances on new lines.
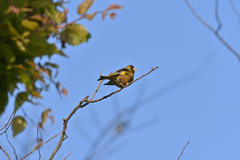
xmin=178 ymin=141 xmax=190 ymax=160
xmin=0 ymin=114 xmax=11 ymax=123
xmin=185 ymin=0 xmax=240 ymax=61
xmin=90 ymin=71 xmax=103 ymax=100
xmin=215 ymin=0 xmax=222 ymax=34
xmin=6 ymin=131 xmax=18 ymax=160
xmin=0 ymin=145 xmax=11 ymax=160
xmin=63 ymin=153 xmax=71 ymax=160
xmin=20 ymin=131 xmax=62 ymax=160
xmin=0 ymin=112 xmax=15 ymax=135
xmin=21 ymin=107 xmax=36 ymax=126
xmin=37 ymin=115 xmax=41 ymax=160
xmin=58 ymin=10 xmax=109 ymax=29
xmin=49 ymin=66 xmax=159 ymax=160
xmin=229 ymin=0 xmax=240 ymax=21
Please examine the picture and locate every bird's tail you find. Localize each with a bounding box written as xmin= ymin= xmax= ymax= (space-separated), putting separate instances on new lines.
xmin=98 ymin=76 xmax=108 ymax=81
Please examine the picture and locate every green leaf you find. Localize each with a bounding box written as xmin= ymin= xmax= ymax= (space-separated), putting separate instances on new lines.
xmin=25 ymin=33 xmax=60 ymax=57
xmin=0 ymin=20 xmax=20 ymax=37
xmin=15 ymin=92 xmax=29 ymax=111
xmin=60 ymin=23 xmax=91 ymax=45
xmin=0 ymin=43 xmax=15 ymax=64
xmin=31 ymin=90 xmax=42 ymax=98
xmin=40 ymin=110 xmax=49 ymax=129
xmin=0 ymin=91 xmax=8 ymax=114
xmin=77 ymin=0 xmax=95 ymax=15
xmin=45 ymin=4 xmax=66 ymax=23
xmin=21 ymin=19 xmax=39 ymax=30
xmin=29 ymin=0 xmax=51 ymax=9
xmin=12 ymin=116 xmax=27 ymax=138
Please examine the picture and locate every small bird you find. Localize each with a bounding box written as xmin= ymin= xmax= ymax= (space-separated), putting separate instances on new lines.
xmin=98 ymin=65 xmax=137 ymax=89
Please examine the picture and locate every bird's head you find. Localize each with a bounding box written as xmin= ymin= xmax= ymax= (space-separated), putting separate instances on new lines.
xmin=126 ymin=65 xmax=137 ymax=74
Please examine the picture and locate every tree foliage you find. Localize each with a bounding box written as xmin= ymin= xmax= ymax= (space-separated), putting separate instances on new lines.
xmin=0 ymin=0 xmax=123 ymax=136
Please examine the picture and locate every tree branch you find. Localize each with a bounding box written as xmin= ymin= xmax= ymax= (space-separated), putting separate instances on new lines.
xmin=20 ymin=132 xmax=61 ymax=160
xmin=185 ymin=0 xmax=240 ymax=61
xmin=49 ymin=66 xmax=159 ymax=159
xmin=0 ymin=145 xmax=11 ymax=160
xmin=178 ymin=141 xmax=190 ymax=160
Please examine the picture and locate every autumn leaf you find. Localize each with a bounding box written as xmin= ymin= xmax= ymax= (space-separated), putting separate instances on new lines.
xmin=85 ymin=12 xmax=97 ymax=20
xmin=102 ymin=11 xmax=107 ymax=21
xmin=107 ymin=4 xmax=123 ymax=10
xmin=109 ymin=13 xmax=117 ymax=20
xmin=77 ymin=0 xmax=95 ymax=15
xmin=61 ymin=87 xmax=68 ymax=96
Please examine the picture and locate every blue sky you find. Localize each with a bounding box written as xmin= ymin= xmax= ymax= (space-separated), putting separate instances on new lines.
xmin=1 ymin=0 xmax=240 ymax=160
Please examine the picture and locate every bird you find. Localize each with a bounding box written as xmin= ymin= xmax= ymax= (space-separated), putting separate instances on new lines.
xmin=98 ymin=65 xmax=137 ymax=89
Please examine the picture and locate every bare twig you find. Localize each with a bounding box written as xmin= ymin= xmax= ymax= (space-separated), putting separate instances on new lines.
xmin=21 ymin=107 xmax=36 ymax=126
xmin=63 ymin=153 xmax=71 ymax=160
xmin=0 ymin=112 xmax=15 ymax=135
xmin=37 ymin=115 xmax=41 ymax=160
xmin=0 ymin=114 xmax=11 ymax=123
xmin=20 ymin=132 xmax=62 ymax=160
xmin=178 ymin=141 xmax=190 ymax=160
xmin=0 ymin=145 xmax=11 ymax=160
xmin=229 ymin=0 xmax=240 ymax=21
xmin=215 ymin=0 xmax=222 ymax=34
xmin=186 ymin=0 xmax=240 ymax=61
xmin=90 ymin=71 xmax=103 ymax=100
xmin=49 ymin=66 xmax=159 ymax=160
xmin=6 ymin=131 xmax=18 ymax=160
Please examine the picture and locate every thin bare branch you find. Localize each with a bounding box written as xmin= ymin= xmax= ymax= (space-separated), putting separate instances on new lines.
xmin=6 ymin=131 xmax=18 ymax=160
xmin=37 ymin=115 xmax=41 ymax=160
xmin=186 ymin=0 xmax=240 ymax=61
xmin=229 ymin=0 xmax=240 ymax=21
xmin=20 ymin=131 xmax=61 ymax=160
xmin=178 ymin=141 xmax=190 ymax=160
xmin=49 ymin=66 xmax=159 ymax=160
xmin=90 ymin=71 xmax=103 ymax=100
xmin=0 ymin=145 xmax=11 ymax=160
xmin=63 ymin=153 xmax=71 ymax=160
xmin=21 ymin=107 xmax=36 ymax=126
xmin=215 ymin=0 xmax=222 ymax=34
xmin=0 ymin=112 xmax=15 ymax=135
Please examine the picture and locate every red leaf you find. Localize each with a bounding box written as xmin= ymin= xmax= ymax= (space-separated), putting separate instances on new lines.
xmin=61 ymin=87 xmax=68 ymax=96
xmin=109 ymin=13 xmax=117 ymax=20
xmin=107 ymin=4 xmax=123 ymax=10
xmin=102 ymin=11 xmax=107 ymax=21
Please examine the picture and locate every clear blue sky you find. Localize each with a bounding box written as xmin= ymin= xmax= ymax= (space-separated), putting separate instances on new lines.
xmin=1 ymin=0 xmax=240 ymax=160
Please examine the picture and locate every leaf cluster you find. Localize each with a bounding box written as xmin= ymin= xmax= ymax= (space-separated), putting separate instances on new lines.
xmin=0 ymin=0 xmax=123 ymax=137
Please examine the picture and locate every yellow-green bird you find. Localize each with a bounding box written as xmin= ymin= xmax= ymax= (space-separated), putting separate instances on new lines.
xmin=98 ymin=65 xmax=137 ymax=88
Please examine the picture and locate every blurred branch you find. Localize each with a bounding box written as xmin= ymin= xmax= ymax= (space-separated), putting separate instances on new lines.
xmin=229 ymin=0 xmax=240 ymax=21
xmin=49 ymin=66 xmax=159 ymax=159
xmin=215 ymin=0 xmax=222 ymax=34
xmin=178 ymin=141 xmax=190 ymax=160
xmin=20 ymin=131 xmax=61 ymax=160
xmin=185 ymin=0 xmax=240 ymax=61
xmin=6 ymin=131 xmax=18 ymax=160
xmin=0 ymin=145 xmax=11 ymax=160
xmin=0 ymin=112 xmax=14 ymax=135
xmin=37 ymin=115 xmax=41 ymax=160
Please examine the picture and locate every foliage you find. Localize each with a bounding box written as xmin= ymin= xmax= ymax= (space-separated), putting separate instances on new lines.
xmin=0 ymin=0 xmax=123 ymax=136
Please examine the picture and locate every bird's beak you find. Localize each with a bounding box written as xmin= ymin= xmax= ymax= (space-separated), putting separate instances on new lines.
xmin=133 ymin=67 xmax=137 ymax=71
